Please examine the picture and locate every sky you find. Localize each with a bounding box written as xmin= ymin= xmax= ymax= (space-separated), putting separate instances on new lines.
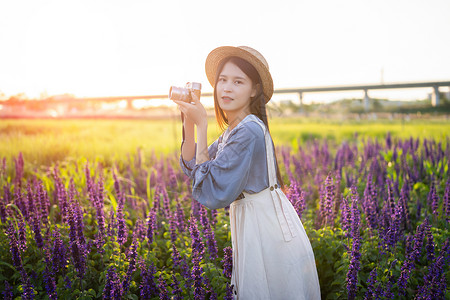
xmin=1 ymin=0 xmax=450 ymax=104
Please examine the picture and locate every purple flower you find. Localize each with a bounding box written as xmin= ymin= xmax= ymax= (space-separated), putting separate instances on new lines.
xmin=364 ymin=267 xmax=377 ymax=300
xmin=103 ymin=266 xmax=122 ymax=299
xmin=221 ymin=247 xmax=233 ymax=278
xmin=116 ymin=191 xmax=128 ymax=246
xmin=67 ymin=201 xmax=86 ymax=278
xmin=189 ymin=215 xmax=205 ymax=299
xmin=443 ymin=178 xmax=450 ymax=221
xmin=397 ymin=221 xmax=426 ymax=295
xmin=2 ymin=281 xmax=13 ymax=300
xmin=171 ymin=274 xmax=183 ymax=300
xmin=175 ymin=199 xmax=186 ymax=232
xmin=43 ymin=248 xmax=58 ymax=300
xmin=287 ymin=180 xmax=306 ymax=219
xmin=158 ymin=275 xmax=170 ymax=300
xmin=146 ymin=207 xmax=157 ymax=244
xmin=340 ymin=195 xmax=351 ymax=238
xmin=139 ymin=261 xmax=158 ymax=299
xmin=346 ymin=186 xmax=361 ymax=300
xmin=363 ymin=174 xmax=378 ymax=231
xmin=122 ymin=234 xmax=138 ymax=295
xmin=51 ymin=227 xmax=67 ymax=274
xmin=224 ymin=283 xmax=234 ymax=300
xmin=200 ymin=206 xmax=218 ymax=260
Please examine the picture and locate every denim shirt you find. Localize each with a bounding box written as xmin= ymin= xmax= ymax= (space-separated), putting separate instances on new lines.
xmin=179 ymin=114 xmax=272 ymax=209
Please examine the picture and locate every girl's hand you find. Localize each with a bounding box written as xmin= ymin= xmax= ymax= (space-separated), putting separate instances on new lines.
xmin=174 ymin=91 xmax=208 ymax=128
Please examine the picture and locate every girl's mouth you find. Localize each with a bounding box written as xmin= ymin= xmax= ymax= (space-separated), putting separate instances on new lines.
xmin=222 ymin=96 xmax=233 ymax=103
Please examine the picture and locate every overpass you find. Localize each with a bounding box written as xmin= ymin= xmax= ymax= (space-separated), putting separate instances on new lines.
xmin=2 ymin=80 xmax=450 ymax=113
xmin=275 ymin=80 xmax=450 ymax=111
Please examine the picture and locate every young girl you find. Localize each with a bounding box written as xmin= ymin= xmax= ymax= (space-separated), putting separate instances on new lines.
xmin=174 ymin=46 xmax=321 ymax=299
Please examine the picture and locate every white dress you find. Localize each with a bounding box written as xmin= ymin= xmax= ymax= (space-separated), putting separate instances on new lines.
xmin=229 ymin=118 xmax=321 ymax=300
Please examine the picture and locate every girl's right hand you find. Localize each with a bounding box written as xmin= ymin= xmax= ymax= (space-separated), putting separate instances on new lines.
xmin=174 ymin=91 xmax=207 ymax=128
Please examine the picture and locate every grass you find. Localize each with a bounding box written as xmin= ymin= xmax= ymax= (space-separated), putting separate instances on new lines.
xmin=1 ymin=116 xmax=449 ymax=170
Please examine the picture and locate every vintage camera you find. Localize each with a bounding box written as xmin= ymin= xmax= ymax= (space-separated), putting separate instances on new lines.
xmin=169 ymin=82 xmax=202 ymax=102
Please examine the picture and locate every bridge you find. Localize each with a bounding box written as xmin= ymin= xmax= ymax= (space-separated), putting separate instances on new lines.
xmin=2 ymin=80 xmax=450 ymax=113
xmin=275 ymin=80 xmax=450 ymax=111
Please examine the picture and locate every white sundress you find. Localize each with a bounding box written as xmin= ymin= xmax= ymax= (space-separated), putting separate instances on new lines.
xmin=226 ymin=118 xmax=321 ymax=300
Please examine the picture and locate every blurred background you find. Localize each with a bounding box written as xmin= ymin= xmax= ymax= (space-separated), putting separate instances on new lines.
xmin=1 ymin=0 xmax=450 ymax=118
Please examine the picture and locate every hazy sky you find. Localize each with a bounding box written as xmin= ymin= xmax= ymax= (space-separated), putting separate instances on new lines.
xmin=1 ymin=0 xmax=450 ymax=103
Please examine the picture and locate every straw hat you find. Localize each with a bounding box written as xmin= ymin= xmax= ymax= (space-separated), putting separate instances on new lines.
xmin=205 ymin=46 xmax=274 ymax=102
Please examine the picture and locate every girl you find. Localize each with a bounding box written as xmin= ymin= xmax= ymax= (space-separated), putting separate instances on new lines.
xmin=174 ymin=46 xmax=321 ymax=299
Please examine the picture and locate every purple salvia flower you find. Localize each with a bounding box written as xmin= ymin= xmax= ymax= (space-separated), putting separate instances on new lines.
xmin=116 ymin=191 xmax=128 ymax=246
xmin=346 ymin=186 xmax=361 ymax=300
xmin=67 ymin=202 xmax=86 ymax=278
xmin=171 ymin=274 xmax=183 ymax=300
xmin=107 ymin=209 xmax=116 ymax=238
xmin=0 ymin=183 xmax=11 ymax=223
xmin=397 ymin=221 xmax=426 ymax=295
xmin=6 ymin=223 xmax=24 ymax=272
xmin=103 ymin=266 xmax=121 ymax=300
xmin=287 ymin=181 xmax=306 ymax=219
xmin=340 ymin=195 xmax=351 ymax=238
xmin=429 ymin=182 xmax=440 ymax=216
xmin=146 ymin=207 xmax=157 ymax=244
xmin=222 ymin=246 xmax=233 ymax=278
xmin=364 ymin=267 xmax=377 ymax=300
xmin=224 ymin=283 xmax=234 ymax=300
xmin=423 ymin=217 xmax=435 ymax=261
xmin=2 ymin=281 xmax=13 ymax=300
xmin=51 ymin=227 xmax=67 ymax=275
xmin=139 ymin=261 xmax=158 ymax=299
xmin=203 ymin=277 xmax=218 ymax=300
xmin=168 ymin=212 xmax=178 ymax=243
xmin=200 ymin=206 xmax=218 ymax=260
xmin=42 ymin=248 xmax=57 ymax=300
xmin=189 ymin=215 xmax=205 ymax=299
xmin=385 ymin=178 xmax=395 ymax=218
xmin=31 ymin=211 xmax=44 ymax=248
xmin=210 ymin=209 xmax=218 ymax=228
xmin=322 ymin=173 xmax=335 ymax=226
xmin=17 ymin=215 xmax=27 ymax=252
xmin=175 ymin=199 xmax=186 ymax=232
xmin=158 ymin=275 xmax=170 ymax=300
xmin=363 ymin=174 xmax=378 ymax=231
xmin=443 ymin=178 xmax=450 ymax=221
xmin=416 ymin=249 xmax=447 ymax=300
xmin=122 ymin=234 xmax=138 ymax=295
xmin=189 ymin=215 xmax=205 ymax=260
xmin=37 ymin=182 xmax=49 ymax=225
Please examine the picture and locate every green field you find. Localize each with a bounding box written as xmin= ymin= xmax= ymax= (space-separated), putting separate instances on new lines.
xmin=1 ymin=117 xmax=449 ymax=169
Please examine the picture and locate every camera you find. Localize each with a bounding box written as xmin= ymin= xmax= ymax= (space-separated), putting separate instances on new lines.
xmin=169 ymin=82 xmax=202 ymax=102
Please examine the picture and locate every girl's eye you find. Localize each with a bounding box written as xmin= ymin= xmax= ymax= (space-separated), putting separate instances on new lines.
xmin=218 ymin=78 xmax=226 ymax=83
xmin=235 ymin=80 xmax=242 ymax=85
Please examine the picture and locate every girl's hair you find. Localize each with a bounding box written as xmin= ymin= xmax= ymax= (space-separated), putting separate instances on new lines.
xmin=213 ymin=56 xmax=285 ymax=188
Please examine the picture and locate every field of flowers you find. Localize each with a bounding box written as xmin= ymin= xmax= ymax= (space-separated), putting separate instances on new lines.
xmin=0 ymin=118 xmax=449 ymax=299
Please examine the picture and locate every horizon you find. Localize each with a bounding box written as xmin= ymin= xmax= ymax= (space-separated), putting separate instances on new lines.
xmin=1 ymin=0 xmax=450 ymax=104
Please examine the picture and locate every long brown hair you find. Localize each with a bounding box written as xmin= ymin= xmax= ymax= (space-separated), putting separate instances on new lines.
xmin=213 ymin=56 xmax=284 ymax=188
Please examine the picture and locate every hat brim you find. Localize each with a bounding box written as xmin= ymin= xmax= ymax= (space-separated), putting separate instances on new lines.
xmin=205 ymin=46 xmax=273 ymax=103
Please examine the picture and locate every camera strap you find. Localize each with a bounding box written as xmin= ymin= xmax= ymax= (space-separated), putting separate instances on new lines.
xmin=180 ymin=112 xmax=193 ymax=171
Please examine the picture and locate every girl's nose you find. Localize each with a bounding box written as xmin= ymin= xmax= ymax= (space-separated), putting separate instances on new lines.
xmin=223 ymin=83 xmax=232 ymax=92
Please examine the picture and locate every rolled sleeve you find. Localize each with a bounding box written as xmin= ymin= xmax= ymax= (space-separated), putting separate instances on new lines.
xmin=190 ymin=123 xmax=263 ymax=209
xmin=179 ymin=140 xmax=219 ymax=179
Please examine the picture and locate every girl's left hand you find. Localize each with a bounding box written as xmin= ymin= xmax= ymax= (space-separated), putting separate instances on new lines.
xmin=174 ymin=90 xmax=207 ymax=128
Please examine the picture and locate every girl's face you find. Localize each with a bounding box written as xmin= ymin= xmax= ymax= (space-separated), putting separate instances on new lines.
xmin=216 ymin=61 xmax=257 ymax=119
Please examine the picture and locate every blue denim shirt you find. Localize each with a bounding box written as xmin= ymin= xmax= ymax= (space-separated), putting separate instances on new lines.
xmin=180 ymin=114 xmax=272 ymax=209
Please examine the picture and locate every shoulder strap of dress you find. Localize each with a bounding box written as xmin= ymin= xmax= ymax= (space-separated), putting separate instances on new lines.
xmin=244 ymin=117 xmax=277 ymax=187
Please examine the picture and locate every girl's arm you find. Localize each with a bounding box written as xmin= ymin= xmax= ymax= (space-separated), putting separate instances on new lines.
xmin=195 ymin=120 xmax=209 ymax=165
xmin=174 ymin=91 xmax=210 ymax=164
xmin=181 ymin=115 xmax=195 ymax=162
